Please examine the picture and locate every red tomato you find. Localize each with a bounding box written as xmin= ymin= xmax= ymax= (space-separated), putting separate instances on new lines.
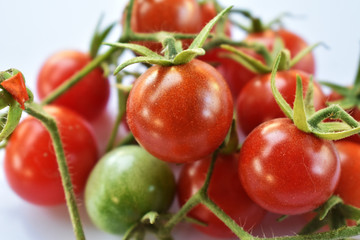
xmin=4 ymin=105 xmax=98 ymax=206
xmin=37 ymin=50 xmax=110 ymax=120
xmin=177 ymin=154 xmax=266 ymax=238
xmin=334 ymin=141 xmax=360 ymax=207
xmin=236 ymin=70 xmax=326 ymax=137
xmin=326 ymin=91 xmax=360 ymax=143
xmin=246 ymin=29 xmax=315 ymax=75
xmin=238 ymin=118 xmax=340 ymax=215
xmin=130 ymin=0 xmax=202 ymax=53
xmin=126 ymin=59 xmax=233 ymax=163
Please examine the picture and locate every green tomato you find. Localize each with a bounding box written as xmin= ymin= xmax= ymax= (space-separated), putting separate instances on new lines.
xmin=85 ymin=145 xmax=176 ymax=234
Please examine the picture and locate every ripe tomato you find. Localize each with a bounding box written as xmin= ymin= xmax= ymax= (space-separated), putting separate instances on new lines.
xmin=246 ymin=29 xmax=316 ymax=75
xmin=177 ymin=154 xmax=266 ymax=238
xmin=4 ymin=105 xmax=98 ymax=206
xmin=126 ymin=59 xmax=233 ymax=163
xmin=236 ymin=70 xmax=326 ymax=137
xmin=85 ymin=145 xmax=176 ymax=234
xmin=37 ymin=50 xmax=110 ymax=120
xmin=334 ymin=141 xmax=360 ymax=207
xmin=238 ymin=118 xmax=340 ymax=215
xmin=130 ymin=0 xmax=202 ymax=53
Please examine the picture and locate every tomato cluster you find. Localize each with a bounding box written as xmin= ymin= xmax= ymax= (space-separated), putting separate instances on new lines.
xmin=4 ymin=0 xmax=360 ymax=239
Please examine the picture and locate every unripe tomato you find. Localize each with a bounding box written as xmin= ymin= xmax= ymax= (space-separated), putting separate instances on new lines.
xmin=85 ymin=145 xmax=176 ymax=234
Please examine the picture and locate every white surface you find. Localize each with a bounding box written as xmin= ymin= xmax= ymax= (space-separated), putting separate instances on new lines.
xmin=1 ymin=0 xmax=360 ymax=239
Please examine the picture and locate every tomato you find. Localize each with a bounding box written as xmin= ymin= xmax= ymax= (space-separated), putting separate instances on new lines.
xmin=130 ymin=0 xmax=202 ymax=53
xmin=334 ymin=141 xmax=360 ymax=207
xmin=126 ymin=59 xmax=233 ymax=163
xmin=177 ymin=154 xmax=266 ymax=238
xmin=238 ymin=118 xmax=340 ymax=215
xmin=37 ymin=50 xmax=110 ymax=120
xmin=85 ymin=145 xmax=176 ymax=234
xmin=236 ymin=70 xmax=326 ymax=137
xmin=4 ymin=105 xmax=98 ymax=206
xmin=246 ymin=29 xmax=316 ymax=75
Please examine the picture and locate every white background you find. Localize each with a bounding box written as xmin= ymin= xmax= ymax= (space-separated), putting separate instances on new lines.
xmin=1 ymin=0 xmax=360 ymax=239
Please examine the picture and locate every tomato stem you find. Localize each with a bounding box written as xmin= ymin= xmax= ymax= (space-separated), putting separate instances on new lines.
xmin=25 ymin=102 xmax=85 ymax=240
xmin=41 ymin=47 xmax=121 ymax=105
xmin=105 ymin=75 xmax=129 ymax=153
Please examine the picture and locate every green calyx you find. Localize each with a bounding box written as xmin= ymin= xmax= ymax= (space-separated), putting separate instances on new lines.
xmin=106 ymin=6 xmax=233 ymax=74
xmin=321 ymin=51 xmax=360 ymax=111
xmin=220 ymin=41 xmax=320 ymax=74
xmin=271 ymin=52 xmax=360 ymax=140
xmin=0 ymin=69 xmax=33 ymax=143
xmin=299 ymin=195 xmax=360 ymax=235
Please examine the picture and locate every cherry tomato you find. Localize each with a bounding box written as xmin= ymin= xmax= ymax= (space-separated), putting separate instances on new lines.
xmin=85 ymin=145 xmax=176 ymax=234
xmin=246 ymin=29 xmax=316 ymax=75
xmin=177 ymin=154 xmax=266 ymax=238
xmin=334 ymin=141 xmax=360 ymax=207
xmin=126 ymin=59 xmax=233 ymax=163
xmin=4 ymin=105 xmax=98 ymax=206
xmin=37 ymin=50 xmax=110 ymax=120
xmin=130 ymin=0 xmax=202 ymax=53
xmin=238 ymin=118 xmax=340 ymax=215
xmin=236 ymin=70 xmax=326 ymax=137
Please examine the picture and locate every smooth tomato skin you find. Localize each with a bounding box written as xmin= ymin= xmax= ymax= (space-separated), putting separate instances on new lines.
xmin=37 ymin=50 xmax=110 ymax=120
xmin=246 ymin=29 xmax=316 ymax=75
xmin=85 ymin=145 xmax=176 ymax=234
xmin=126 ymin=59 xmax=233 ymax=163
xmin=130 ymin=0 xmax=202 ymax=53
xmin=334 ymin=141 xmax=360 ymax=207
xmin=239 ymin=118 xmax=340 ymax=215
xmin=177 ymin=154 xmax=266 ymax=238
xmin=236 ymin=70 xmax=326 ymax=137
xmin=4 ymin=105 xmax=98 ymax=206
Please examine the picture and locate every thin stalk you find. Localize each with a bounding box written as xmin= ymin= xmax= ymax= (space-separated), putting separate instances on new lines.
xmin=105 ymin=78 xmax=129 ymax=152
xmin=25 ymin=103 xmax=85 ymax=240
xmin=41 ymin=47 xmax=120 ymax=105
xmin=202 ymin=197 xmax=254 ymax=240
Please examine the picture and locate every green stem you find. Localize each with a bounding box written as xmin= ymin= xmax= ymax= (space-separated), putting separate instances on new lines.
xmin=158 ymin=192 xmax=202 ymax=239
xmin=202 ymin=197 xmax=254 ymax=240
xmin=159 ymin=151 xmax=219 ymax=238
xmin=105 ymin=79 xmax=129 ymax=153
xmin=116 ymin=132 xmax=135 ymax=147
xmin=41 ymin=47 xmax=119 ymax=105
xmin=25 ymin=102 xmax=85 ymax=240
